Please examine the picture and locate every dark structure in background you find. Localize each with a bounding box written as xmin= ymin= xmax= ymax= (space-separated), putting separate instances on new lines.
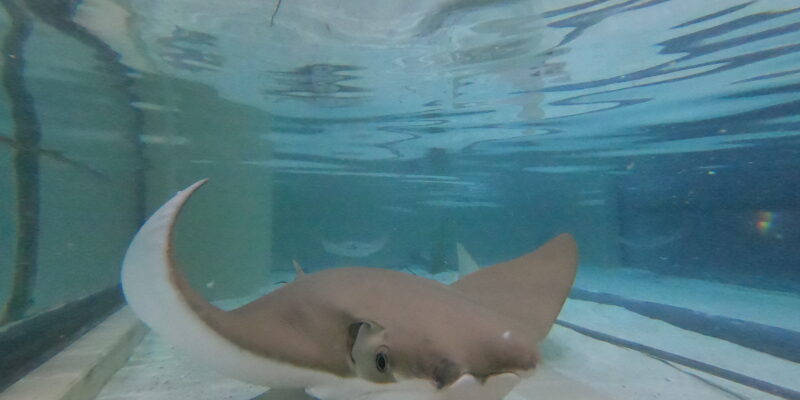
xmin=0 ymin=0 xmax=146 ymax=389
xmin=1 ymin=0 xmax=42 ymax=325
xmin=617 ymin=150 xmax=800 ymax=292
xmin=0 ymin=288 xmax=122 ymax=391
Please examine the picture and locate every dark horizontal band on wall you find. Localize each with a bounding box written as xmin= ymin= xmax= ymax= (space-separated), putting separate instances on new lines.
xmin=0 ymin=285 xmax=124 ymax=392
xmin=555 ymin=319 xmax=800 ymax=400
xmin=569 ymin=287 xmax=800 ymax=363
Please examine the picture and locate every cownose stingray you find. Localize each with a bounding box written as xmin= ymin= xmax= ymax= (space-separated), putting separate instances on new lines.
xmin=121 ymin=179 xmax=578 ymax=400
xmin=321 ymin=235 xmax=388 ymax=258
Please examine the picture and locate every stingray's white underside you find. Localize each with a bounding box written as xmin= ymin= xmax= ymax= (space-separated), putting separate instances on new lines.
xmin=121 ymin=180 xmax=525 ymax=399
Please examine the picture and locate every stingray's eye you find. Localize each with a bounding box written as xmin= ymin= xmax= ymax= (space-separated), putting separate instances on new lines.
xmin=375 ymin=351 xmax=389 ymax=373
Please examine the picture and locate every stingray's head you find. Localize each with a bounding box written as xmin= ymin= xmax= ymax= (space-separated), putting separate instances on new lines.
xmin=348 ymin=321 xmax=396 ymax=384
xmin=317 ymin=317 xmax=537 ymax=400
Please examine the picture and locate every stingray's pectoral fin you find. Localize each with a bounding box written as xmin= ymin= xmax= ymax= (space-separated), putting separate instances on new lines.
xmin=451 ymin=234 xmax=578 ymax=341
xmin=121 ymin=180 xmax=330 ymax=388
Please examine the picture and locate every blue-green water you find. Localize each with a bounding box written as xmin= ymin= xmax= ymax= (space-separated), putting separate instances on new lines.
xmin=1 ymin=0 xmax=799 ymax=396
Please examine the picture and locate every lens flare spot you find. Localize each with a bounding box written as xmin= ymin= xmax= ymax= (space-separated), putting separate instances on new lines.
xmin=755 ymin=211 xmax=775 ymax=235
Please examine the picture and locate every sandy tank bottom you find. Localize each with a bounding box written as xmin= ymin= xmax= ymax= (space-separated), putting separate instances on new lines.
xmin=89 ymin=268 xmax=800 ymax=400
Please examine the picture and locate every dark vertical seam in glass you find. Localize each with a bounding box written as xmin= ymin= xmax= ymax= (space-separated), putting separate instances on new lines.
xmin=129 ymin=87 xmax=147 ymax=225
xmin=270 ymin=0 xmax=282 ymax=26
xmin=0 ymin=0 xmax=40 ymax=324
xmin=615 ymin=183 xmax=630 ymax=268
xmin=25 ymin=0 xmax=148 ymax=225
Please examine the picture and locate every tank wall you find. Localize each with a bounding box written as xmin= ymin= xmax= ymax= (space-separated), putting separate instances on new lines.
xmin=0 ymin=8 xmax=274 ymax=327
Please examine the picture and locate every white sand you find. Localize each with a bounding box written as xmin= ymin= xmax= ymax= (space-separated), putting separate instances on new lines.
xmin=95 ymin=332 xmax=265 ymax=400
xmin=576 ymin=266 xmax=800 ymax=331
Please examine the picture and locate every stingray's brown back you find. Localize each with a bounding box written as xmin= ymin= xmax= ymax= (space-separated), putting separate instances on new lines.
xmin=450 ymin=234 xmax=578 ymax=342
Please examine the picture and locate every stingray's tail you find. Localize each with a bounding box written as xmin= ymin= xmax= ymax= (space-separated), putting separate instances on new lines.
xmin=121 ymin=180 xmax=221 ymax=342
xmin=121 ymin=180 xmax=324 ymax=387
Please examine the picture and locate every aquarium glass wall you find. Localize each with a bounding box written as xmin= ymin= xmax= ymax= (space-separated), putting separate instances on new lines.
xmin=1 ymin=0 xmax=799 ymax=399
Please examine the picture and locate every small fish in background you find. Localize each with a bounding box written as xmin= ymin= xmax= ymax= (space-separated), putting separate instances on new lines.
xmin=121 ymin=180 xmax=578 ymax=400
xmin=321 ymin=235 xmax=388 ymax=258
